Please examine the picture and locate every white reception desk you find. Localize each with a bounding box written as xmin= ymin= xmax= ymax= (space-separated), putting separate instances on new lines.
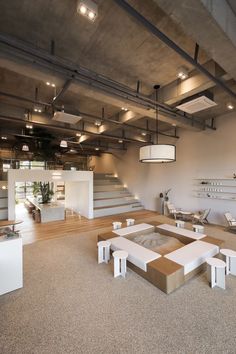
xmin=0 ymin=235 xmax=23 ymax=296
xmin=27 ymin=197 xmax=65 ymax=223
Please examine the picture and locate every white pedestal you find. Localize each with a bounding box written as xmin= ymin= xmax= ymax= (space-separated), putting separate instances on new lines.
xmin=0 ymin=236 xmax=23 ymax=296
xmin=97 ymin=241 xmax=111 ymax=264
xmin=207 ymin=258 xmax=226 ymax=289
xmin=220 ymin=249 xmax=236 ymax=276
xmin=113 ymin=250 xmax=128 ymax=278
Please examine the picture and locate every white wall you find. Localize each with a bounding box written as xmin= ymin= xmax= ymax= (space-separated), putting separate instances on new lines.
xmin=7 ymin=170 xmax=94 ymax=220
xmin=91 ymin=112 xmax=236 ymax=225
xmin=65 ymin=181 xmax=90 ymax=218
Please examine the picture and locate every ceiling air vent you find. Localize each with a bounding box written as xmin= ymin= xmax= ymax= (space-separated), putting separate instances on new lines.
xmin=176 ymin=95 xmax=217 ymax=114
xmin=53 ymin=112 xmax=82 ymax=124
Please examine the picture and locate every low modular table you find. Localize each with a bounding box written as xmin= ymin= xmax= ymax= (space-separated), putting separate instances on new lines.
xmin=98 ymin=222 xmax=224 ymax=294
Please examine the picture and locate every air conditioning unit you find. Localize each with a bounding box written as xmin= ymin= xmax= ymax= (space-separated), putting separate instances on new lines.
xmin=53 ymin=112 xmax=82 ymax=125
xmin=176 ymin=93 xmax=217 ymax=114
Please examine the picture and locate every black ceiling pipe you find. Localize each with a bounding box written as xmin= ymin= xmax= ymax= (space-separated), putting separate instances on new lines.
xmin=114 ymin=0 xmax=236 ymax=100
xmin=0 ymin=91 xmax=180 ymax=138
xmin=0 ymin=33 xmax=206 ymax=130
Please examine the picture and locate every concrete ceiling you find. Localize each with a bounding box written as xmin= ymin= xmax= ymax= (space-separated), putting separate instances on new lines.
xmin=0 ymin=0 xmax=235 ymax=158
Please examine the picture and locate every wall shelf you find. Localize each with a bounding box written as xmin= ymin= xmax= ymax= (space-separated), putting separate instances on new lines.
xmin=194 ymin=178 xmax=236 ymax=202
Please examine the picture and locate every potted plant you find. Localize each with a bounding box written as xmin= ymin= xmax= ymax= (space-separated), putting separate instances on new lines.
xmin=33 ymin=182 xmax=54 ymax=204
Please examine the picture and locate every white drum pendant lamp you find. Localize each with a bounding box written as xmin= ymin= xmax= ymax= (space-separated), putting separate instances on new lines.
xmin=139 ymin=144 xmax=176 ymax=163
xmin=139 ymin=85 xmax=176 ymax=163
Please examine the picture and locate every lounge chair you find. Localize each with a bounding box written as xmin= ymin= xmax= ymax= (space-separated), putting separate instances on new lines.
xmin=224 ymin=212 xmax=236 ymax=233
xmin=166 ymin=202 xmax=193 ymax=220
xmin=192 ymin=209 xmax=211 ymax=225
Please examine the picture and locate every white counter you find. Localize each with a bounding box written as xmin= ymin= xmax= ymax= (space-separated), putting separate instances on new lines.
xmin=0 ymin=235 xmax=23 ymax=296
xmin=27 ymin=197 xmax=65 ymax=223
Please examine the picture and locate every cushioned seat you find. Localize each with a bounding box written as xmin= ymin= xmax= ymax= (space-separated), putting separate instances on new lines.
xmin=164 ymin=240 xmax=219 ymax=275
xmin=108 ymin=236 xmax=161 ymax=271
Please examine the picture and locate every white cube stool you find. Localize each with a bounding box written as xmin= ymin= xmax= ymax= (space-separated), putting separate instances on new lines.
xmin=113 ymin=250 xmax=128 ymax=278
xmin=193 ymin=224 xmax=204 ymax=233
xmin=175 ymin=220 xmax=185 ymax=228
xmin=126 ymin=218 xmax=135 ymax=227
xmin=220 ymin=249 xmax=236 ymax=276
xmin=112 ymin=222 xmax=122 ymax=230
xmin=97 ymin=241 xmax=111 ymax=264
xmin=206 ymin=257 xmax=226 ymax=289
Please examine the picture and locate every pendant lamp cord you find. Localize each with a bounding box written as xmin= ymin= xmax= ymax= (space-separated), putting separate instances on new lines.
xmin=154 ymin=85 xmax=160 ymax=144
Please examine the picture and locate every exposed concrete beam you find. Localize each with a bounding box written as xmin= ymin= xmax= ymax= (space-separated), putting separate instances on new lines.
xmin=153 ymin=0 xmax=236 ymax=82
xmin=159 ymin=60 xmax=227 ymax=105
xmin=0 ymin=35 xmax=205 ymax=131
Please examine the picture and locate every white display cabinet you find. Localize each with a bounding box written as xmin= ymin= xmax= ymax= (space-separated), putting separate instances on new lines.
xmin=0 ymin=235 xmax=23 ymax=296
xmin=194 ymin=178 xmax=236 ymax=201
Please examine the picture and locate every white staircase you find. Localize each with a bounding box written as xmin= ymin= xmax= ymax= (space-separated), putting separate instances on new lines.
xmin=93 ymin=174 xmax=143 ymax=217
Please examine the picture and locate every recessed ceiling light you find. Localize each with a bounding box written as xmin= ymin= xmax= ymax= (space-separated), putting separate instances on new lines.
xmin=22 ymin=144 xmax=29 ymax=152
xmin=60 ymin=140 xmax=68 ymax=148
xmin=46 ymin=82 xmax=56 ymax=88
xmin=227 ymin=103 xmax=234 ymax=110
xmin=76 ymin=132 xmax=82 ymax=137
xmin=88 ymin=11 xmax=95 ymax=19
xmin=26 ymin=124 xmax=33 ymax=129
xmin=141 ymin=131 xmax=147 ymax=136
xmin=172 ymin=123 xmax=177 ymax=127
xmin=121 ymin=107 xmax=128 ymax=111
xmin=95 ymin=147 xmax=100 ymax=151
xmin=79 ymin=4 xmax=87 ymax=14
xmin=1 ymin=136 xmax=7 ymax=140
xmin=118 ymin=139 xmax=123 ymax=143
xmin=94 ymin=120 xmax=102 ymax=127
xmin=177 ymin=67 xmax=189 ymax=80
xmin=77 ymin=0 xmax=98 ymax=21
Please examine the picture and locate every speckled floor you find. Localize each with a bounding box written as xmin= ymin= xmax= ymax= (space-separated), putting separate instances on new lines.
xmin=1 ymin=215 xmax=236 ymax=354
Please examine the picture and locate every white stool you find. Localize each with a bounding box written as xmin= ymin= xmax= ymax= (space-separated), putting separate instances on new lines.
xmin=206 ymin=258 xmax=226 ymax=289
xmin=97 ymin=241 xmax=111 ymax=264
xmin=112 ymin=222 xmax=122 ymax=230
xmin=126 ymin=218 xmax=135 ymax=227
xmin=193 ymin=224 xmax=204 ymax=233
xmin=220 ymin=249 xmax=236 ymax=276
xmin=113 ymin=250 xmax=128 ymax=278
xmin=175 ymin=220 xmax=185 ymax=228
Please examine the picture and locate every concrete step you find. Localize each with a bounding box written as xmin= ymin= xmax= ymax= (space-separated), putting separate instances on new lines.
xmin=0 ymin=190 xmax=7 ymax=198
xmin=94 ymin=184 xmax=126 ymax=192
xmin=94 ymin=197 xmax=137 ymax=208
xmin=0 ymin=198 xmax=8 ymax=208
xmin=94 ymin=203 xmax=143 ymax=218
xmin=94 ymin=190 xmax=131 ymax=199
xmin=94 ymin=173 xmax=115 ymax=179
xmin=94 ymin=179 xmax=120 ymax=186
xmin=0 ymin=208 xmax=8 ymax=220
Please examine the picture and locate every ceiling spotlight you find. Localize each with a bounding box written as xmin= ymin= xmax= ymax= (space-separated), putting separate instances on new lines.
xmin=26 ymin=124 xmax=33 ymax=129
xmin=33 ymin=107 xmax=42 ymax=113
xmin=141 ymin=131 xmax=147 ymax=136
xmin=46 ymin=81 xmax=56 ymax=87
xmin=1 ymin=136 xmax=7 ymax=140
xmin=121 ymin=107 xmax=128 ymax=111
xmin=76 ymin=132 xmax=82 ymax=137
xmin=22 ymin=144 xmax=29 ymax=152
xmin=60 ymin=140 xmax=68 ymax=148
xmin=79 ymin=4 xmax=87 ymax=14
xmin=118 ymin=139 xmax=123 ymax=143
xmin=95 ymin=147 xmax=100 ymax=151
xmin=77 ymin=0 xmax=98 ymax=21
xmin=88 ymin=11 xmax=95 ymax=19
xmin=227 ymin=103 xmax=234 ymax=110
xmin=94 ymin=119 xmax=102 ymax=127
xmin=177 ymin=67 xmax=189 ymax=80
xmin=172 ymin=123 xmax=177 ymax=127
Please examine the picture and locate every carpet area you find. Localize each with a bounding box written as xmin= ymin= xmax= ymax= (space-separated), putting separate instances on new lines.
xmin=1 ymin=215 xmax=236 ymax=354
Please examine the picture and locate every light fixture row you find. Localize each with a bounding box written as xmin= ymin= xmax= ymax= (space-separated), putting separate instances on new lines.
xmin=77 ymin=0 xmax=98 ymax=21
